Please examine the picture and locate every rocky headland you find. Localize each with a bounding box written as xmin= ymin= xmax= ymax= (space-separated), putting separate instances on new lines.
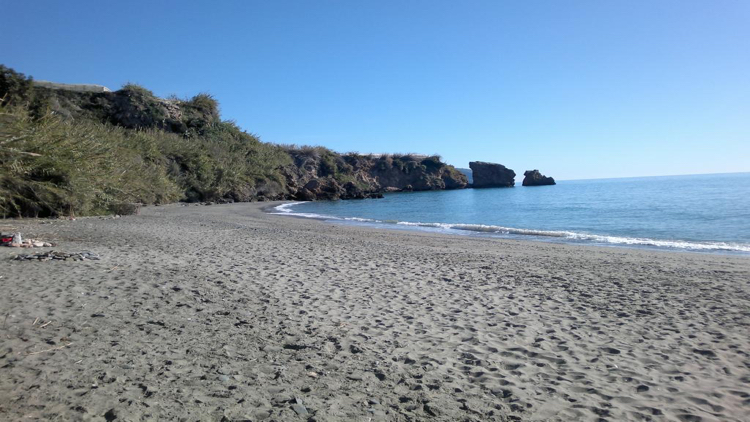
xmin=0 ymin=65 xmax=466 ymax=217
xmin=522 ymin=170 xmax=556 ymax=186
xmin=2 ymin=65 xmax=565 ymax=219
xmin=284 ymin=150 xmax=467 ymax=202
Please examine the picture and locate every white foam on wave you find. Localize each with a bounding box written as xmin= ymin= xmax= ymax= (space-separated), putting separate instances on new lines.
xmin=273 ymin=203 xmax=380 ymax=223
xmin=271 ymin=202 xmax=750 ymax=253
xmin=273 ymin=202 xmax=303 ymax=213
xmin=271 ymin=202 xmax=335 ymax=220
xmin=563 ymin=232 xmax=750 ymax=252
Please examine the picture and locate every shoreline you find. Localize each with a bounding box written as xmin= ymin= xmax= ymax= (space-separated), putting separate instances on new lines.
xmin=268 ymin=201 xmax=750 ymax=256
xmin=1 ymin=202 xmax=749 ymax=421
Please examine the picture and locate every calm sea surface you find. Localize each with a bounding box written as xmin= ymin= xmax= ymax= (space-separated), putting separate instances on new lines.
xmin=274 ymin=173 xmax=750 ymax=254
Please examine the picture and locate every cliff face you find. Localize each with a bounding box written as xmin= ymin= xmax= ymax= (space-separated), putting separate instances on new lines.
xmin=469 ymin=161 xmax=516 ymax=188
xmin=33 ymin=86 xmax=467 ymax=202
xmin=283 ymin=149 xmax=467 ymax=201
xmin=0 ymin=66 xmax=467 ymax=216
xmin=522 ymin=170 xmax=556 ymax=186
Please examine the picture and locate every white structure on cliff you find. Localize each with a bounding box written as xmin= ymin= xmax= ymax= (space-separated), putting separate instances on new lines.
xmin=33 ymin=80 xmax=112 ymax=93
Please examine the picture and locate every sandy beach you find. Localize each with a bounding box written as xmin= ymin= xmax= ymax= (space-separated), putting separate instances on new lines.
xmin=1 ymin=202 xmax=749 ymax=421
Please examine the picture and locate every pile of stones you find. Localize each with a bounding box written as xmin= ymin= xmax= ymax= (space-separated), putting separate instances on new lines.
xmin=13 ymin=251 xmax=100 ymax=261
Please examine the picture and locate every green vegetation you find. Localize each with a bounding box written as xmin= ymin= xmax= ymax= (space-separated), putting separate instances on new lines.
xmin=0 ymin=66 xmax=290 ymax=217
xmin=0 ymin=65 xmax=34 ymax=108
xmin=0 ymin=65 xmax=467 ymax=218
xmin=285 ymin=145 xmax=358 ymax=183
xmin=0 ymin=109 xmax=181 ymax=217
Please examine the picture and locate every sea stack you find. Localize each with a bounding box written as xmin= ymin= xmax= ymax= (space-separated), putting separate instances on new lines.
xmin=469 ymin=162 xmax=516 ymax=187
xmin=522 ymin=170 xmax=556 ymax=186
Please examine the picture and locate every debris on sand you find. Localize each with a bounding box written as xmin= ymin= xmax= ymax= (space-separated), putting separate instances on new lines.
xmin=1 ymin=232 xmax=54 ymax=248
xmin=13 ymin=251 xmax=100 ymax=261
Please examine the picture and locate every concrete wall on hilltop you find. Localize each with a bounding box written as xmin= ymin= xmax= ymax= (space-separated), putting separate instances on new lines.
xmin=33 ymin=80 xmax=111 ymax=93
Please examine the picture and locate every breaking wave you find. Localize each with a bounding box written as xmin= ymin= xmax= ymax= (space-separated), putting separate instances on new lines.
xmin=272 ymin=202 xmax=750 ymax=253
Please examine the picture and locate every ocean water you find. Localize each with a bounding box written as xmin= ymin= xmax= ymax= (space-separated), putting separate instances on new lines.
xmin=273 ymin=173 xmax=750 ymax=254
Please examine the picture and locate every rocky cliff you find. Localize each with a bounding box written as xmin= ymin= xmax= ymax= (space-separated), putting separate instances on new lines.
xmin=33 ymin=84 xmax=468 ymax=200
xmin=282 ymin=149 xmax=467 ymax=202
xmin=0 ymin=66 xmax=467 ymax=216
xmin=522 ymin=170 xmax=556 ymax=186
xmin=469 ymin=161 xmax=516 ymax=188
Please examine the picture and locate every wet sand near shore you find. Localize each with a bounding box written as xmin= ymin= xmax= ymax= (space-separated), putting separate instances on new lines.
xmin=1 ymin=202 xmax=749 ymax=421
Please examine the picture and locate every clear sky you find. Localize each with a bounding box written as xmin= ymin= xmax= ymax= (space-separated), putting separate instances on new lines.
xmin=3 ymin=1 xmax=748 ymax=180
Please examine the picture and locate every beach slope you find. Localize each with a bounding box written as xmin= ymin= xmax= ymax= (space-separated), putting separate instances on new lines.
xmin=1 ymin=203 xmax=749 ymax=421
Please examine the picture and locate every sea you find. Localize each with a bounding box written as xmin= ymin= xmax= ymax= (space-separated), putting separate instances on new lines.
xmin=273 ymin=173 xmax=750 ymax=254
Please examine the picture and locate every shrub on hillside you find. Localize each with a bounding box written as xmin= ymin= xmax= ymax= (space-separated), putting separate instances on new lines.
xmin=0 ymin=65 xmax=34 ymax=108
xmin=421 ymin=155 xmax=444 ymax=172
xmin=0 ymin=65 xmax=466 ymax=216
xmin=0 ymin=107 xmax=181 ymax=217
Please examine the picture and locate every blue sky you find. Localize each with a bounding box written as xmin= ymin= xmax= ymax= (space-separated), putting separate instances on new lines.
xmin=3 ymin=0 xmax=748 ymax=180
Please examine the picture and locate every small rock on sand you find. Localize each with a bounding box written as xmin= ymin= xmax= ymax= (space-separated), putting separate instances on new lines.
xmin=291 ymin=403 xmax=308 ymax=416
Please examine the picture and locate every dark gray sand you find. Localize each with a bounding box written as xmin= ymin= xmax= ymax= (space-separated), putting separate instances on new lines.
xmin=1 ymin=202 xmax=749 ymax=421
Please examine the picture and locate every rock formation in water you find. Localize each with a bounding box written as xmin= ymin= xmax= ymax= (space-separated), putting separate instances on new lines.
xmin=522 ymin=170 xmax=556 ymax=186
xmin=469 ymin=162 xmax=516 ymax=188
